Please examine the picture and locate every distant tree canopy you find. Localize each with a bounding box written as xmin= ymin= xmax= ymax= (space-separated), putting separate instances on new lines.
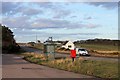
xmin=1 ymin=24 xmax=20 ymax=53
xmin=27 ymin=42 xmax=36 ymax=46
xmin=74 ymin=38 xmax=119 ymax=46
xmin=37 ymin=40 xmax=41 ymax=43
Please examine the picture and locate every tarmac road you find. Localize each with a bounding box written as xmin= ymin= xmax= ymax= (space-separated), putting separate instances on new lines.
xmin=2 ymin=46 xmax=118 ymax=79
xmin=2 ymin=54 xmax=94 ymax=78
xmin=2 ymin=46 xmax=95 ymax=78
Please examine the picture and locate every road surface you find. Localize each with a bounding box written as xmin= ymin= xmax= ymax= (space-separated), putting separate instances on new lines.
xmin=2 ymin=54 xmax=95 ymax=78
xmin=2 ymin=46 xmax=97 ymax=78
xmin=3 ymin=46 xmax=117 ymax=78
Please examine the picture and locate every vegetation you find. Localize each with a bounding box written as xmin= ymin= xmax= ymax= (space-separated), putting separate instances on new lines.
xmin=74 ymin=38 xmax=119 ymax=54
xmin=1 ymin=24 xmax=20 ymax=53
xmin=34 ymin=43 xmax=44 ymax=50
xmin=23 ymin=53 xmax=118 ymax=79
xmin=57 ymin=47 xmax=70 ymax=51
xmin=74 ymin=39 xmax=119 ymax=57
xmin=0 ymin=26 xmax=2 ymax=49
xmin=27 ymin=41 xmax=44 ymax=50
xmin=74 ymin=38 xmax=119 ymax=46
xmin=75 ymin=43 xmax=118 ymax=51
xmin=27 ymin=42 xmax=36 ymax=46
xmin=75 ymin=43 xmax=119 ymax=57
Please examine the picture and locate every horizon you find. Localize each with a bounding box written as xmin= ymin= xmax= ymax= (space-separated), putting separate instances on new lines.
xmin=16 ymin=37 xmax=119 ymax=43
xmin=1 ymin=2 xmax=118 ymax=43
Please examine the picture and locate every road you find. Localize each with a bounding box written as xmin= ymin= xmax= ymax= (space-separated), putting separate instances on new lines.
xmin=2 ymin=46 xmax=95 ymax=78
xmin=21 ymin=46 xmax=118 ymax=62
xmin=2 ymin=46 xmax=117 ymax=78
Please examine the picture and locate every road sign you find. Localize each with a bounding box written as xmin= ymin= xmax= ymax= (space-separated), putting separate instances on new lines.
xmin=44 ymin=43 xmax=56 ymax=61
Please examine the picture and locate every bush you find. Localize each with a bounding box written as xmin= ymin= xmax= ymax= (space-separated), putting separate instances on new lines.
xmin=2 ymin=44 xmax=20 ymax=53
xmin=7 ymin=44 xmax=20 ymax=53
xmin=58 ymin=47 xmax=66 ymax=50
xmin=65 ymin=48 xmax=70 ymax=51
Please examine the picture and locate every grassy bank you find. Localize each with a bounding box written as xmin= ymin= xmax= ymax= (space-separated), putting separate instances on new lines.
xmin=23 ymin=53 xmax=118 ymax=79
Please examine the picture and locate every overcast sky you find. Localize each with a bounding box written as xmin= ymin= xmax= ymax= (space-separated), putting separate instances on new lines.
xmin=1 ymin=2 xmax=118 ymax=43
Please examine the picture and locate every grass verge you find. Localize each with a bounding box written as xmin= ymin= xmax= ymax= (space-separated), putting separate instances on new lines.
xmin=23 ymin=52 xmax=118 ymax=79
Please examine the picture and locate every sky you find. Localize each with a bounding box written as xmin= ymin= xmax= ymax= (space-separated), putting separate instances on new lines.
xmin=1 ymin=1 xmax=118 ymax=43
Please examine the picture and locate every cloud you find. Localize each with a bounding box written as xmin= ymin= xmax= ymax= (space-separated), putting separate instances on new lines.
xmin=35 ymin=2 xmax=55 ymax=9
xmin=19 ymin=8 xmax=43 ymax=16
xmin=49 ymin=33 xmax=100 ymax=36
xmin=2 ymin=2 xmax=20 ymax=14
xmin=31 ymin=18 xmax=100 ymax=29
xmin=2 ymin=2 xmax=100 ymax=30
xmin=87 ymin=2 xmax=118 ymax=9
xmin=70 ymin=15 xmax=77 ymax=18
xmin=86 ymin=23 xmax=100 ymax=28
xmin=53 ymin=9 xmax=71 ymax=19
xmin=84 ymin=16 xmax=92 ymax=20
xmin=1 ymin=2 xmax=117 ymax=42
xmin=13 ymin=28 xmax=99 ymax=36
xmin=2 ymin=2 xmax=71 ymax=19
xmin=2 ymin=16 xmax=31 ymax=28
xmin=13 ymin=27 xmax=100 ymax=42
xmin=2 ymin=2 xmax=44 ymax=16
xmin=34 ymin=2 xmax=72 ymax=19
xmin=31 ymin=18 xmax=70 ymax=29
xmin=2 ymin=15 xmax=100 ymax=30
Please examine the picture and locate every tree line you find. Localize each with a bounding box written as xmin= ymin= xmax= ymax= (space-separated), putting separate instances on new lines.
xmin=1 ymin=24 xmax=20 ymax=53
xmin=74 ymin=38 xmax=119 ymax=46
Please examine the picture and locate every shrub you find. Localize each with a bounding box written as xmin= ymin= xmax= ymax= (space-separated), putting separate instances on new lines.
xmin=3 ymin=44 xmax=20 ymax=53
xmin=65 ymin=48 xmax=70 ymax=51
xmin=58 ymin=47 xmax=66 ymax=50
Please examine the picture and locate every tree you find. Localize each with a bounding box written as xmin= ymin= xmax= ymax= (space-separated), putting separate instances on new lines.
xmin=37 ymin=40 xmax=41 ymax=43
xmin=28 ymin=42 xmax=36 ymax=46
xmin=1 ymin=24 xmax=20 ymax=53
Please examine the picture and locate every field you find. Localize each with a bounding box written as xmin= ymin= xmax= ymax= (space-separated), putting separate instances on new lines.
xmin=28 ymin=43 xmax=44 ymax=50
xmin=30 ymin=43 xmax=119 ymax=57
xmin=75 ymin=43 xmax=118 ymax=51
xmin=74 ymin=43 xmax=119 ymax=57
xmin=23 ymin=52 xmax=118 ymax=79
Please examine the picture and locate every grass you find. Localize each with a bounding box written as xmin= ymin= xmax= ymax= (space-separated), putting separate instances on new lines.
xmin=75 ymin=43 xmax=118 ymax=51
xmin=75 ymin=43 xmax=119 ymax=57
xmin=29 ymin=43 xmax=119 ymax=57
xmin=23 ymin=53 xmax=119 ymax=79
xmin=34 ymin=43 xmax=44 ymax=50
